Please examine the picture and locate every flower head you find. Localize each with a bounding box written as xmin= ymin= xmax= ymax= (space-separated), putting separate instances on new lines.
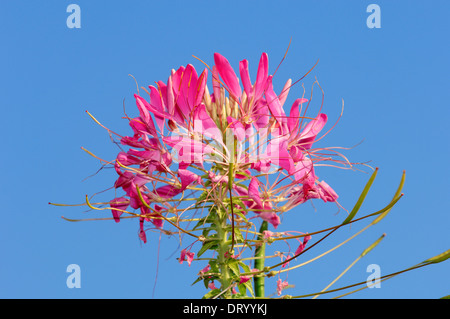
xmin=101 ymin=52 xmax=343 ymax=253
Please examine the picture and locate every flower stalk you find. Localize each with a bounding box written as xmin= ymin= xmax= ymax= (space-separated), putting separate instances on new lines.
xmin=254 ymin=220 xmax=268 ymax=298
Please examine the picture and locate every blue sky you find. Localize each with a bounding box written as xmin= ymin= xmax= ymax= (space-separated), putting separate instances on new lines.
xmin=1 ymin=0 xmax=448 ymax=299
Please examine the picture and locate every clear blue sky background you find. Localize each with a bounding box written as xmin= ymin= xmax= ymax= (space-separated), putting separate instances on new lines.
xmin=1 ymin=0 xmax=448 ymax=299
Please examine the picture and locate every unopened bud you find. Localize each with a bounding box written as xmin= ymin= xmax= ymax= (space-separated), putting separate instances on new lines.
xmin=225 ymin=97 xmax=231 ymax=117
xmin=204 ymin=85 xmax=212 ymax=111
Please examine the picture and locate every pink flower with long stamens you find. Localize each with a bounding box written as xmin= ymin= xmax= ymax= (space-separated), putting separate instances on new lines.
xmin=58 ymin=48 xmax=413 ymax=300
xmin=104 ymin=51 xmax=344 ymax=245
xmin=70 ymin=50 xmax=358 ymax=300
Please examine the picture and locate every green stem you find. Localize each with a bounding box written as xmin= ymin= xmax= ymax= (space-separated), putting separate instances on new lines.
xmin=254 ymin=221 xmax=268 ymax=298
xmin=215 ymin=208 xmax=232 ymax=298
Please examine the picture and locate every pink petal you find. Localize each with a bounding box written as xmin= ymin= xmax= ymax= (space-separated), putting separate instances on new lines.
xmin=179 ymin=249 xmax=195 ymax=266
xmin=134 ymin=94 xmax=151 ymax=123
xmin=116 ymin=152 xmax=140 ymax=166
xmin=277 ymin=279 xmax=289 ymax=296
xmin=295 ymin=234 xmax=312 ymax=255
xmin=200 ymin=264 xmax=211 ymax=274
xmin=179 ymin=249 xmax=186 ymax=264
xmin=278 ymin=78 xmax=292 ymax=107
xmin=298 ymin=113 xmax=328 ymax=149
xmin=178 ymin=169 xmax=198 ymax=191
xmin=250 ymin=158 xmax=271 ymax=173
xmin=266 ymin=139 xmax=294 ymax=173
xmin=287 ymin=98 xmax=308 ymax=132
xmin=154 ymin=185 xmax=181 ymax=198
xmin=251 ymin=99 xmax=270 ymax=129
xmin=208 ymin=281 xmax=217 ymax=290
xmin=186 ymin=251 xmax=195 ymax=266
xmin=195 ymin=68 xmax=208 ymax=106
xmin=175 ymin=65 xmax=196 ymax=113
xmin=253 ymin=52 xmax=269 ymax=101
xmin=259 ymin=211 xmax=281 ymax=228
xmin=248 ymin=177 xmax=263 ymax=207
xmin=139 ymin=217 xmax=147 ymax=243
xmin=263 ymin=230 xmax=274 ymax=239
xmin=265 ymin=77 xmax=288 ymax=132
xmin=193 ymin=104 xmax=222 ymax=140
xmin=227 ymin=116 xmax=245 ymax=141
xmin=289 ymin=145 xmax=303 ymax=163
xmin=317 ymin=180 xmax=339 ymax=202
xmin=214 ymin=53 xmax=242 ymax=99
xmin=239 ymin=276 xmax=251 ymax=285
xmin=149 ymin=85 xmax=165 ymax=132
xmin=239 ymin=59 xmax=253 ymax=99
xmin=293 ymin=157 xmax=315 ymax=186
xmin=110 ymin=197 xmax=129 ymax=223
xmin=166 ymin=76 xmax=175 ymax=115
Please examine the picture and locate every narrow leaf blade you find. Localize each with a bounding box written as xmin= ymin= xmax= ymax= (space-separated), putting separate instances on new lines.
xmin=342 ymin=168 xmax=378 ymax=225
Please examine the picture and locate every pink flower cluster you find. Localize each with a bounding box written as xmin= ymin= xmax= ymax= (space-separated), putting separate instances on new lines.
xmin=108 ymin=52 xmax=339 ymax=242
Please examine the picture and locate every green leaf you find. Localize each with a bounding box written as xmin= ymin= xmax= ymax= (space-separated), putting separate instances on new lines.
xmin=231 ymin=197 xmax=249 ymax=220
xmin=233 ymin=228 xmax=245 ymax=244
xmin=191 ymin=277 xmax=202 ymax=286
xmin=238 ymin=283 xmax=247 ymax=296
xmin=239 ymin=261 xmax=251 ymax=273
xmin=342 ymin=168 xmax=378 ymax=225
xmin=243 ymin=279 xmax=254 ymax=297
xmin=195 ymin=190 xmax=212 ymax=208
xmin=209 ymin=259 xmax=219 ymax=273
xmin=227 ymin=258 xmax=240 ymax=277
xmin=192 ymin=216 xmax=207 ymax=230
xmin=203 ymin=278 xmax=212 ymax=289
xmin=197 ymin=240 xmax=218 ymax=258
xmin=202 ymin=289 xmax=221 ymax=299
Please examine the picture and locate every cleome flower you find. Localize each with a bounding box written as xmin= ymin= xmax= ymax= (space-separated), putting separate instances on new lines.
xmin=56 ymin=50 xmax=420 ymax=300
xmin=106 ymin=52 xmax=345 ymax=241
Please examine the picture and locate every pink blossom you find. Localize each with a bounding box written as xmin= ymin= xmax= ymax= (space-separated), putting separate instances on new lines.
xmin=208 ymin=281 xmax=217 ymax=290
xmin=199 ymin=264 xmax=211 ymax=274
xmin=109 ymin=197 xmax=129 ymax=223
xmin=138 ymin=217 xmax=147 ymax=243
xmin=234 ymin=178 xmax=280 ymax=228
xmin=277 ymin=279 xmax=289 ymax=296
xmin=263 ymin=230 xmax=274 ymax=239
xmin=239 ymin=276 xmax=251 ymax=285
xmin=179 ymin=249 xmax=195 ymax=266
xmin=295 ymin=234 xmax=312 ymax=255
